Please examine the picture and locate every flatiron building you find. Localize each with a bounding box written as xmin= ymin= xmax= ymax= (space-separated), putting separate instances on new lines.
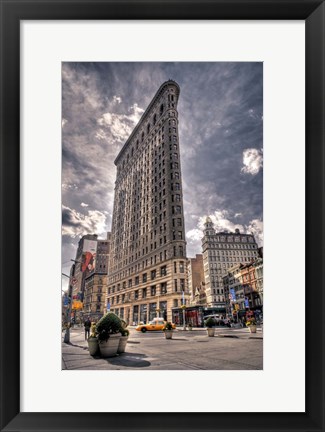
xmin=107 ymin=80 xmax=188 ymax=324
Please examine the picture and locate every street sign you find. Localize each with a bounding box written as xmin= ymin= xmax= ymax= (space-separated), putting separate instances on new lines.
xmin=230 ymin=288 xmax=236 ymax=301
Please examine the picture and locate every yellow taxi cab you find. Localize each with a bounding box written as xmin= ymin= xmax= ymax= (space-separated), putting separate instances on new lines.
xmin=135 ymin=317 xmax=176 ymax=333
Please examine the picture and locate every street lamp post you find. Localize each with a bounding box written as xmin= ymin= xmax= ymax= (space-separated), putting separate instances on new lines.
xmin=182 ymin=307 xmax=186 ymax=330
xmin=156 ymin=295 xmax=160 ymax=318
xmin=181 ymin=289 xmax=187 ymax=330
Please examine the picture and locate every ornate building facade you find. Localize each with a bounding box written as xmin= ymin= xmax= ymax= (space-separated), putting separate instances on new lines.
xmin=223 ymin=259 xmax=263 ymax=320
xmin=84 ymin=273 xmax=108 ymax=321
xmin=107 ymin=80 xmax=189 ymax=324
xmin=202 ymin=217 xmax=259 ymax=309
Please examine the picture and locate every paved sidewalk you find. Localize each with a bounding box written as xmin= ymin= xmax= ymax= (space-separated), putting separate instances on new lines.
xmin=62 ymin=327 xmax=263 ymax=371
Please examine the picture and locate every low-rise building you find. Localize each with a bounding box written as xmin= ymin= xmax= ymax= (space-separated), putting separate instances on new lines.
xmin=83 ymin=273 xmax=108 ymax=321
xmin=223 ymin=259 xmax=263 ymax=321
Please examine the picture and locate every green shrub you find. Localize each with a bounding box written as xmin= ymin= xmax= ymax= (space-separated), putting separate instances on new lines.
xmin=121 ymin=328 xmax=130 ymax=337
xmin=205 ymin=317 xmax=215 ymax=328
xmin=163 ymin=322 xmax=173 ymax=331
xmin=120 ymin=319 xmax=127 ymax=329
xmin=246 ymin=318 xmax=256 ymax=327
xmin=96 ymin=312 xmax=122 ymax=342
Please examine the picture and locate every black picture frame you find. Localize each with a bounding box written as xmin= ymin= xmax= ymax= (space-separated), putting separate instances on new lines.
xmin=0 ymin=1 xmax=324 ymax=431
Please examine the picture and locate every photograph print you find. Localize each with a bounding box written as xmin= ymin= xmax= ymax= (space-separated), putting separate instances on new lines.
xmin=61 ymin=62 xmax=263 ymax=370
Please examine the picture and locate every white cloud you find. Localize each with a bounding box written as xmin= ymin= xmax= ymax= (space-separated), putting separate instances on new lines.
xmin=186 ymin=229 xmax=203 ymax=242
xmin=248 ymin=108 xmax=262 ymax=121
xmin=241 ymin=148 xmax=263 ymax=175
xmin=62 ymin=183 xmax=78 ymax=190
xmin=113 ymin=95 xmax=122 ymax=104
xmin=128 ymin=103 xmax=145 ymax=124
xmin=62 ymin=118 xmax=68 ymax=128
xmin=80 ymin=202 xmax=89 ymax=207
xmin=96 ymin=103 xmax=144 ymax=143
xmin=246 ymin=218 xmax=264 ymax=246
xmin=62 ymin=205 xmax=108 ymax=238
xmin=197 ymin=210 xmax=244 ymax=233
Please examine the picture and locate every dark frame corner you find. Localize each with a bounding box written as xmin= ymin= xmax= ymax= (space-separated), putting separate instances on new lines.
xmin=0 ymin=1 xmax=324 ymax=431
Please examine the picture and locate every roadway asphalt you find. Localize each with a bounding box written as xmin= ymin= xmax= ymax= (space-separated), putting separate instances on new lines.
xmin=62 ymin=326 xmax=263 ymax=370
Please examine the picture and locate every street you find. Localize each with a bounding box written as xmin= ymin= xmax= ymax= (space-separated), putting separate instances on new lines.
xmin=62 ymin=326 xmax=263 ymax=370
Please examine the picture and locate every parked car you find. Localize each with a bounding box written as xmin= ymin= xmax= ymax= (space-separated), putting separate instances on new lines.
xmin=135 ymin=317 xmax=176 ymax=333
xmin=203 ymin=315 xmax=231 ymax=327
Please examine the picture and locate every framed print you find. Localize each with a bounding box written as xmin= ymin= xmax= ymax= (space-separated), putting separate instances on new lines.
xmin=0 ymin=0 xmax=324 ymax=431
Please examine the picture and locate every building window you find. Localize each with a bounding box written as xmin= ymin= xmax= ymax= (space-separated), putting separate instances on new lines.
xmin=161 ymin=282 xmax=167 ymax=294
xmin=142 ymin=288 xmax=147 ymax=299
xmin=174 ymin=279 xmax=178 ymax=292
xmin=180 ymin=279 xmax=185 ymax=291
xmin=160 ymin=265 xmax=167 ymax=276
xmin=143 ymin=273 xmax=147 ymax=283
xmin=128 ymin=279 xmax=132 ymax=288
xmin=151 ymin=285 xmax=156 ymax=296
xmin=179 ymin=261 xmax=184 ymax=273
xmin=160 ymin=104 xmax=164 ymax=115
xmin=151 ymin=269 xmax=156 ymax=280
xmin=135 ymin=276 xmax=139 ymax=285
xmin=134 ymin=290 xmax=139 ymax=300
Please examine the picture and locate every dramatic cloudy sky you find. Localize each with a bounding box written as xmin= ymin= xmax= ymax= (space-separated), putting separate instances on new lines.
xmin=62 ymin=62 xmax=263 ymax=290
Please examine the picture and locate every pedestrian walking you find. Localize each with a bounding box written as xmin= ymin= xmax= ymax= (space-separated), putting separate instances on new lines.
xmin=84 ymin=317 xmax=91 ymax=340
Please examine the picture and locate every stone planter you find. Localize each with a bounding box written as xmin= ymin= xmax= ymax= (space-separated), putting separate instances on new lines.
xmin=164 ymin=330 xmax=173 ymax=339
xmin=207 ymin=328 xmax=215 ymax=337
xmin=99 ymin=334 xmax=121 ymax=357
xmin=88 ymin=337 xmax=99 ymax=356
xmin=117 ymin=336 xmax=129 ymax=354
xmin=248 ymin=325 xmax=257 ymax=333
